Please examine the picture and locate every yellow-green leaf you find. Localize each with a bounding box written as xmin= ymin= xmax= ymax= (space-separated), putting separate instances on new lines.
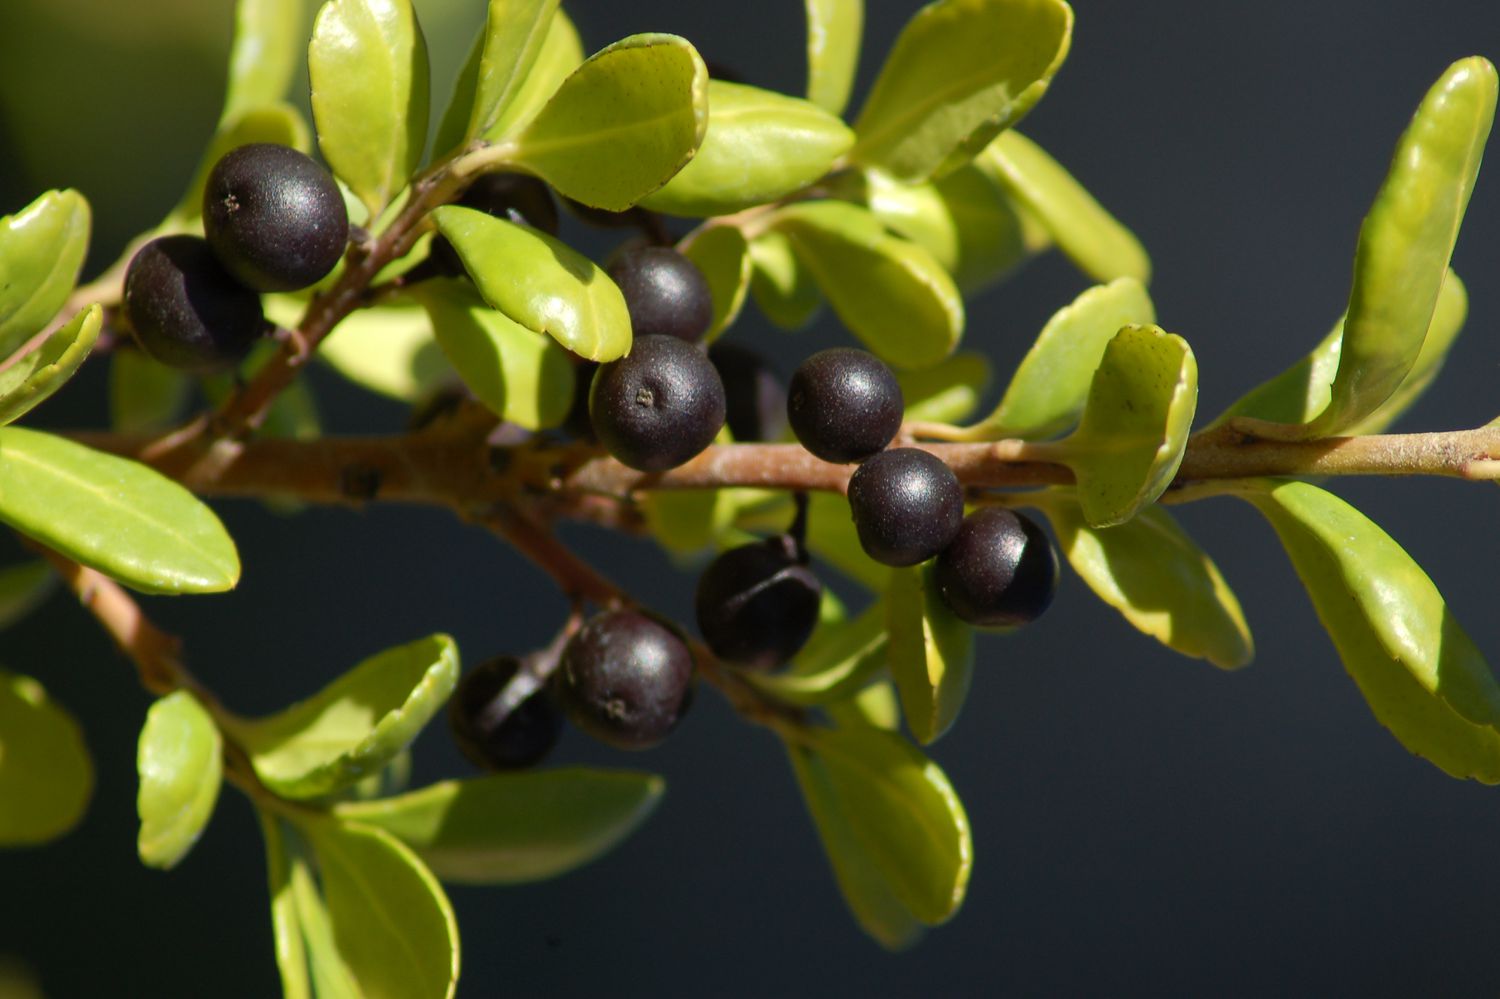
xmin=747 ymin=229 xmax=823 ymax=330
xmin=0 ymin=190 xmax=90 ymax=356
xmin=805 ymin=0 xmax=863 ymax=115
xmin=258 ymin=812 xmax=313 ymax=999
xmin=110 ymin=349 xmax=193 ymax=433
xmin=746 ymin=597 xmax=889 ymax=706
xmin=222 ymin=0 xmax=306 ymax=123
xmin=0 ymin=670 xmax=91 ymax=846
xmin=681 ymin=224 xmax=751 ymax=342
xmin=896 ymin=351 xmax=991 ymax=425
xmin=886 ymin=564 xmax=974 ymax=744
xmin=317 ymin=300 xmax=450 ymax=402
xmin=0 ymin=560 xmax=54 ymax=632
xmin=171 ymin=103 xmax=313 ymax=224
xmin=464 ymin=0 xmax=561 ymax=143
xmin=137 ymin=691 xmax=223 ymax=869
xmin=0 ymin=305 xmax=100 ymax=426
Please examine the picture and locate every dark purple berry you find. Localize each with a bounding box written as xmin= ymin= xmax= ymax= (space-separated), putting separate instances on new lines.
xmin=590 ymin=334 xmax=726 ymax=471
xmin=709 ymin=341 xmax=787 ymax=442
xmin=695 ymin=535 xmax=822 ymax=671
xmin=448 ymin=656 xmax=563 ymax=770
xmin=202 ymin=143 xmax=348 ymax=292
xmin=606 ymin=245 xmax=714 ymax=342
xmin=458 ymin=173 xmax=559 ymax=235
xmin=847 ymin=448 xmax=963 ymax=566
xmin=934 ymin=507 xmax=1058 ymax=627
xmin=559 ymin=610 xmax=695 ymax=750
xmin=787 ymin=348 xmax=903 ymax=463
xmin=123 ymin=235 xmax=266 ymax=373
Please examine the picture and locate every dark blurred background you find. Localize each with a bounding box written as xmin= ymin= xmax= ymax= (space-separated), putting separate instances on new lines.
xmin=3 ymin=1 xmax=1500 ymax=996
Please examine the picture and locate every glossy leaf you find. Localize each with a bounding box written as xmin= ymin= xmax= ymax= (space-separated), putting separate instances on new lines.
xmin=222 ymin=0 xmax=304 ymax=123
xmin=0 ymin=670 xmax=91 ymax=846
xmin=773 ymin=201 xmax=964 ymax=369
xmin=849 ymin=0 xmax=1072 ymax=182
xmin=746 ymin=598 xmax=888 ymax=706
xmin=1302 ymin=58 xmax=1495 ymax=438
xmin=1062 ymin=325 xmax=1197 ymax=528
xmin=747 ymin=229 xmax=822 ymax=330
xmin=432 ymin=206 xmax=631 ymax=361
xmin=411 ymin=280 xmax=573 ymax=429
xmin=640 ymin=81 xmax=854 ymax=216
xmin=336 ymin=769 xmax=664 ymax=884
xmin=0 ymin=560 xmax=54 ymax=632
xmin=897 ymin=352 xmax=991 ymax=425
xmin=110 ymin=350 xmax=192 ymax=433
xmin=0 ymin=427 xmax=240 ymax=594
xmin=137 ymin=691 xmax=223 ymax=870
xmin=805 ymin=0 xmax=863 ymax=115
xmin=0 ymin=190 xmax=90 ymax=357
xmin=681 ymin=224 xmax=751 ymax=341
xmin=309 ymin=0 xmax=430 ymax=218
xmin=1038 ymin=493 xmax=1252 ymax=669
xmin=886 ymin=564 xmax=974 ymax=744
xmin=510 ymin=34 xmax=708 ymax=211
xmin=464 ymin=0 xmax=561 ymax=142
xmin=258 ymin=813 xmax=313 ymax=999
xmin=1350 ymin=271 xmax=1469 ymax=435
xmin=981 ymin=130 xmax=1149 ymax=282
xmin=171 ymin=103 xmax=313 ymax=223
xmin=827 ymin=680 xmax=902 ymax=732
xmin=0 ymin=305 xmax=100 ymax=426
xmin=318 ymin=301 xmax=450 ymax=402
xmin=227 ymin=634 xmax=459 ymax=800
xmin=1242 ymin=479 xmax=1500 ymax=782
xmin=302 ymin=818 xmax=459 ymax=999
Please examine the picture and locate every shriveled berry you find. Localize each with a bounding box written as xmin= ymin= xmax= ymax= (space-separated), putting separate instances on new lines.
xmin=787 ymin=348 xmax=902 ymax=463
xmin=559 ymin=610 xmax=695 ymax=750
xmin=590 ymin=334 xmax=726 ymax=471
xmin=606 ymin=244 xmax=714 ymax=342
xmin=934 ymin=507 xmax=1058 ymax=627
xmin=203 ymin=143 xmax=348 ymax=292
xmin=709 ymin=341 xmax=787 ymax=442
xmin=847 ymin=448 xmax=963 ymax=566
xmin=695 ymin=535 xmax=822 ymax=671
xmin=448 ymin=656 xmax=563 ymax=770
xmin=123 ymin=235 xmax=266 ymax=373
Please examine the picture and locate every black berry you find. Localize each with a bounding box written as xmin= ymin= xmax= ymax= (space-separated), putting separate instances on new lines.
xmin=448 ymin=656 xmax=563 ymax=770
xmin=559 ymin=610 xmax=695 ymax=750
xmin=934 ymin=508 xmax=1058 ymax=627
xmin=787 ymin=348 xmax=903 ymax=463
xmin=606 ymin=244 xmax=714 ymax=342
xmin=458 ymin=173 xmax=559 ymax=235
xmin=590 ymin=334 xmax=726 ymax=471
xmin=123 ymin=235 xmax=266 ymax=373
xmin=847 ymin=448 xmax=963 ymax=566
xmin=202 ymin=143 xmax=348 ymax=292
xmin=695 ymin=535 xmax=822 ymax=671
xmin=709 ymin=341 xmax=787 ymax=442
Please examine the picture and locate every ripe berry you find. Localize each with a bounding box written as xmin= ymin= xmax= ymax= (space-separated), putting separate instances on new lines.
xmin=787 ymin=348 xmax=903 ymax=463
xmin=559 ymin=610 xmax=695 ymax=750
xmin=123 ymin=235 xmax=266 ymax=373
xmin=934 ymin=507 xmax=1059 ymax=627
xmin=606 ymin=244 xmax=714 ymax=342
xmin=202 ymin=143 xmax=348 ymax=292
xmin=709 ymin=341 xmax=787 ymax=442
xmin=590 ymin=334 xmax=726 ymax=471
xmin=448 ymin=656 xmax=563 ymax=770
xmin=695 ymin=535 xmax=822 ymax=671
xmin=847 ymin=448 xmax=963 ymax=566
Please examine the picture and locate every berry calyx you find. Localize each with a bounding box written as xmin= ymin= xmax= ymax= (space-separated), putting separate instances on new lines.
xmin=123 ymin=235 xmax=266 ymax=373
xmin=709 ymin=341 xmax=787 ymax=442
xmin=202 ymin=143 xmax=348 ymax=292
xmin=934 ymin=507 xmax=1059 ymax=627
xmin=695 ymin=535 xmax=822 ymax=671
xmin=448 ymin=656 xmax=563 ymax=770
xmin=847 ymin=448 xmax=964 ymax=566
xmin=590 ymin=334 xmax=726 ymax=471
xmin=606 ymin=244 xmax=714 ymax=342
xmin=559 ymin=610 xmax=695 ymax=750
xmin=787 ymin=348 xmax=903 ymax=464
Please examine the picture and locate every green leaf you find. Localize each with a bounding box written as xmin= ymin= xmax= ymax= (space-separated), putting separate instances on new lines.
xmin=897 ymin=351 xmax=991 ymax=425
xmin=1037 ymin=494 xmax=1252 ymax=669
xmin=745 ymin=598 xmax=889 ymax=706
xmin=301 ymin=818 xmax=459 ymax=999
xmin=0 ymin=305 xmax=100 ymax=426
xmin=747 ymin=229 xmax=822 ymax=330
xmin=801 ymin=491 xmax=889 ymax=590
xmin=805 ymin=0 xmax=863 ymax=116
xmin=336 ymin=769 xmax=664 ymax=884
xmin=317 ymin=300 xmax=450 ymax=402
xmin=1349 ymin=271 xmax=1469 ymax=435
xmin=258 ymin=812 xmax=313 ymax=999
xmin=287 ymin=828 xmax=361 ymax=997
xmin=640 ymin=81 xmax=854 ymax=216
xmin=410 ymin=280 xmax=573 ymax=429
xmin=772 ymin=201 xmax=964 ymax=369
xmin=432 ymin=205 xmax=631 ymax=361
xmin=137 ymin=691 xmax=223 ymax=870
xmin=886 ymin=564 xmax=974 ymax=744
xmin=0 ymin=427 xmax=240 ymax=594
xmin=0 ymin=190 xmax=90 ymax=357
xmin=1061 ymin=324 xmax=1197 ymax=528
xmin=509 ymin=34 xmax=708 ymax=211
xmin=681 ymin=225 xmax=751 ymax=342
xmin=227 ymin=634 xmax=459 ymax=800
xmin=1241 ymin=479 xmax=1500 ymax=782
xmin=980 ymin=129 xmax=1150 ymax=283
xmin=827 ymin=680 xmax=902 ymax=732
xmin=641 ymin=484 xmax=754 ymax=554
xmin=464 ymin=0 xmax=561 ymax=143
xmin=0 ymin=670 xmax=91 ymax=846
xmin=222 ymin=0 xmax=305 ymax=123
xmin=309 ymin=0 xmax=430 ymax=218
xmin=849 ymin=0 xmax=1072 ymax=182
xmin=171 ymin=103 xmax=313 ymax=224
xmin=0 ymin=560 xmax=55 ymax=632
xmin=110 ymin=350 xmax=192 ymax=433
